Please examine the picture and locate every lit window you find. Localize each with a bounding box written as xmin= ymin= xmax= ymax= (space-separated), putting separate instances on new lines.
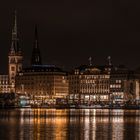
xmin=11 ymin=67 xmax=15 ymax=71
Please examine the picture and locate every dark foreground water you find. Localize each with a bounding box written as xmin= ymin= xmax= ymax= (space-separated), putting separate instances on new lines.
xmin=0 ymin=109 xmax=140 ymax=140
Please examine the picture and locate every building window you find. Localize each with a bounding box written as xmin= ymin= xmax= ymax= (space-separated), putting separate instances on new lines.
xmin=11 ymin=67 xmax=15 ymax=71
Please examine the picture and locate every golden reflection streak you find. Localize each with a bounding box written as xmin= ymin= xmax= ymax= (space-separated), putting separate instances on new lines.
xmin=45 ymin=109 xmax=68 ymax=140
xmin=92 ymin=109 xmax=96 ymax=140
xmin=17 ymin=109 xmax=140 ymax=140
xmin=112 ymin=110 xmax=124 ymax=140
xmin=84 ymin=110 xmax=90 ymax=140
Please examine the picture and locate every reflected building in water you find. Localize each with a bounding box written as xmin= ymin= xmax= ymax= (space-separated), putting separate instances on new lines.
xmin=0 ymin=109 xmax=140 ymax=140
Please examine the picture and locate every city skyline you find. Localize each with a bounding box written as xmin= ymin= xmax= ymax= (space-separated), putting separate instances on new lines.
xmin=0 ymin=1 xmax=140 ymax=73
xmin=0 ymin=2 xmax=140 ymax=140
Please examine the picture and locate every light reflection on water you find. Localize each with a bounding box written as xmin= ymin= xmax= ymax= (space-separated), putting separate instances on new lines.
xmin=0 ymin=109 xmax=140 ymax=140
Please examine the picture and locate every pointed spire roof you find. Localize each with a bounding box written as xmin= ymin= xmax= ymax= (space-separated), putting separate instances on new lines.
xmin=9 ymin=10 xmax=21 ymax=55
xmin=13 ymin=10 xmax=17 ymax=37
xmin=31 ymin=25 xmax=42 ymax=65
xmin=35 ymin=25 xmax=38 ymax=41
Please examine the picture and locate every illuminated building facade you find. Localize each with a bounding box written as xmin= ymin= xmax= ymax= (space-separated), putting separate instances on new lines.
xmin=133 ymin=69 xmax=140 ymax=102
xmin=0 ymin=75 xmax=10 ymax=93
xmin=16 ymin=66 xmax=68 ymax=100
xmin=15 ymin=26 xmax=68 ymax=103
xmin=69 ymin=64 xmax=140 ymax=104
xmin=109 ymin=67 xmax=129 ymax=103
xmin=68 ymin=65 xmax=110 ymax=103
xmin=110 ymin=66 xmax=140 ymax=103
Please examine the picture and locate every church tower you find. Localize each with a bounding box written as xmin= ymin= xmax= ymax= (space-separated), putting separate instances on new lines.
xmin=8 ymin=11 xmax=23 ymax=91
xmin=31 ymin=25 xmax=42 ymax=66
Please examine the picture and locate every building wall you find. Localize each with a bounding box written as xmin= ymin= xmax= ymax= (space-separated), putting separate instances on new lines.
xmin=68 ymin=67 xmax=110 ymax=102
xmin=15 ymin=72 xmax=68 ymax=99
xmin=135 ymin=80 xmax=140 ymax=100
xmin=68 ymin=74 xmax=80 ymax=99
xmin=109 ymin=68 xmax=140 ymax=103
xmin=0 ymin=75 xmax=10 ymax=93
xmin=8 ymin=55 xmax=23 ymax=91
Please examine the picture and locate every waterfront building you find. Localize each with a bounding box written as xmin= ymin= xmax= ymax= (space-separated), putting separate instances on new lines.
xmin=109 ymin=66 xmax=140 ymax=103
xmin=16 ymin=65 xmax=68 ymax=102
xmin=68 ymin=63 xmax=140 ymax=104
xmin=110 ymin=66 xmax=129 ymax=103
xmin=68 ymin=65 xmax=110 ymax=104
xmin=15 ymin=27 xmax=68 ymax=105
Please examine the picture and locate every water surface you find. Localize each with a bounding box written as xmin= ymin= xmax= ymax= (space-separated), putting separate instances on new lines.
xmin=0 ymin=109 xmax=139 ymax=140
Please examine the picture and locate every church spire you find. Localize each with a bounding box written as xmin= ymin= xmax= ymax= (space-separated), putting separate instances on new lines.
xmin=31 ymin=25 xmax=42 ymax=65
xmin=10 ymin=10 xmax=21 ymax=55
xmin=13 ymin=10 xmax=17 ymax=38
xmin=8 ymin=11 xmax=23 ymax=92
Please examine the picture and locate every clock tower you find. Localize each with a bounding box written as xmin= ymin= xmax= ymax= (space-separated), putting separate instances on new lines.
xmin=8 ymin=11 xmax=23 ymax=92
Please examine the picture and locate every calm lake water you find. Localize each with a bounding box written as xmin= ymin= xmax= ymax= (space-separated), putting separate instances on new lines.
xmin=0 ymin=109 xmax=140 ymax=140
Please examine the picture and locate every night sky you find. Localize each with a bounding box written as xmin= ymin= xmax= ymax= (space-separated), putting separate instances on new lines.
xmin=0 ymin=0 xmax=140 ymax=73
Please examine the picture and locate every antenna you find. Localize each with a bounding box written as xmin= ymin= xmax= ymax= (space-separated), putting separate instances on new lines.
xmin=89 ymin=57 xmax=92 ymax=66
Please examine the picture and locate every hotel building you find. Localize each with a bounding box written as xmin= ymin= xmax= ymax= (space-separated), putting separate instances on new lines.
xmin=16 ymin=65 xmax=68 ymax=100
xmin=68 ymin=65 xmax=110 ymax=104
